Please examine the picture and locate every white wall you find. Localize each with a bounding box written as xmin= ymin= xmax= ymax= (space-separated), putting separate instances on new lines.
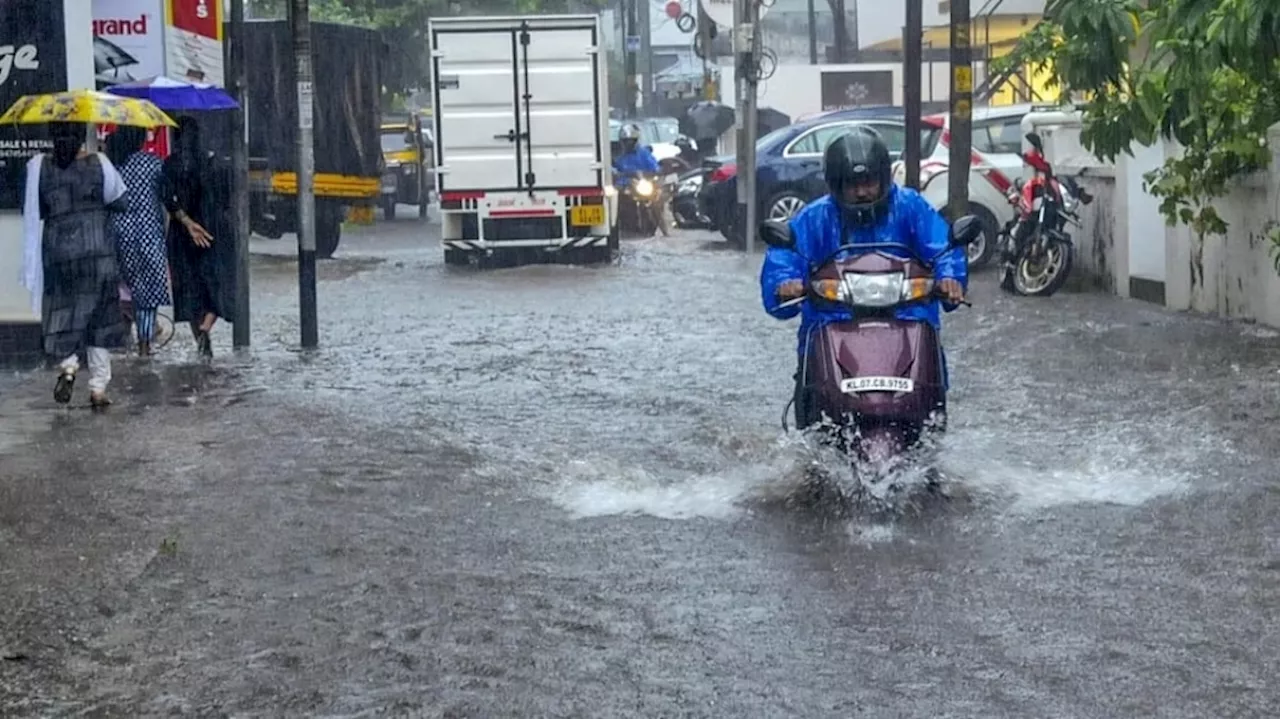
xmin=1163 ymin=123 xmax=1280 ymax=327
xmin=719 ymin=60 xmax=974 ymax=121
xmin=1125 ymin=140 xmax=1166 ymax=283
xmin=0 ymin=0 xmax=95 ymax=322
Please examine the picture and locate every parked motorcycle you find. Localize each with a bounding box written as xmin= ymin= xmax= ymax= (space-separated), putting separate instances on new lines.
xmin=759 ymin=215 xmax=983 ymax=467
xmin=997 ymin=131 xmax=1094 ymax=297
xmin=671 ymin=170 xmax=713 ymax=229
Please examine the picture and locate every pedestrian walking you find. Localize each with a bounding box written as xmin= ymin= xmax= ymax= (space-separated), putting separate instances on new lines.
xmin=21 ymin=122 xmax=131 ymax=408
xmin=105 ymin=126 xmax=170 ymax=357
xmin=162 ymin=115 xmax=236 ymax=358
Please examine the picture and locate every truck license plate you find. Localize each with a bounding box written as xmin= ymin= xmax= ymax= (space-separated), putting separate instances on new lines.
xmin=570 ymin=205 xmax=604 ymax=227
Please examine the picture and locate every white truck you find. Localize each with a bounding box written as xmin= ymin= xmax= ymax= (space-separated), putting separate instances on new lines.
xmin=428 ymin=15 xmax=616 ymax=266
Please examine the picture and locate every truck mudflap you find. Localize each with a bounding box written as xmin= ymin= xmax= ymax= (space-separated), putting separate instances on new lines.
xmin=443 ymin=236 xmax=609 ymax=252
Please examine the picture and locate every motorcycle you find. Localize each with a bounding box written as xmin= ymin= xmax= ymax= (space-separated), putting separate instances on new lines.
xmin=759 ymin=215 xmax=983 ymax=468
xmin=615 ymin=172 xmax=669 ymax=237
xmin=670 ymin=169 xmax=714 ymax=229
xmin=997 ymin=131 xmax=1094 ymax=297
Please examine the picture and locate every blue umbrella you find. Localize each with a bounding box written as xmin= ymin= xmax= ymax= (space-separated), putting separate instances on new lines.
xmin=105 ymin=75 xmax=239 ymax=112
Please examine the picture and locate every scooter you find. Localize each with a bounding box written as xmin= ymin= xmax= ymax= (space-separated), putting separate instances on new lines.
xmin=759 ymin=215 xmax=983 ymax=466
xmin=997 ymin=131 xmax=1094 ymax=297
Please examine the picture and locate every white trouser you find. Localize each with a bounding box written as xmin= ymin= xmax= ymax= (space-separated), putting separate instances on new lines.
xmin=59 ymin=347 xmax=112 ymax=393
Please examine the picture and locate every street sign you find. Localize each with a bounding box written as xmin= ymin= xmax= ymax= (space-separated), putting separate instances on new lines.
xmin=665 ymin=0 xmax=682 ymax=19
xmin=625 ymin=34 xmax=641 ymax=52
xmin=699 ymin=0 xmax=771 ymax=29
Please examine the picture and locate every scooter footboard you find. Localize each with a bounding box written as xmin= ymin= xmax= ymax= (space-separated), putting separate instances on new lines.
xmin=805 ymin=319 xmax=945 ymax=423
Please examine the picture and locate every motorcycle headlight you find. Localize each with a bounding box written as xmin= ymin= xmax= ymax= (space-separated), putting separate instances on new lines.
xmin=1062 ymin=192 xmax=1078 ymax=212
xmin=841 ymin=272 xmax=907 ymax=307
xmin=634 ymin=178 xmax=656 ymax=197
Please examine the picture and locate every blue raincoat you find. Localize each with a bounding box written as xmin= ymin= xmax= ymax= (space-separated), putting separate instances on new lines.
xmin=759 ymin=186 xmax=968 ymax=381
xmin=612 ymin=144 xmax=660 ymax=187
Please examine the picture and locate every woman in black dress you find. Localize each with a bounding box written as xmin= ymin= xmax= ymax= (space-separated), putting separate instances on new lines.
xmin=163 ymin=115 xmax=236 ymax=357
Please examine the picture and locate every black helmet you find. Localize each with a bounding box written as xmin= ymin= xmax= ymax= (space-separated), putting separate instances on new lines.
xmin=823 ymin=125 xmax=893 ymax=227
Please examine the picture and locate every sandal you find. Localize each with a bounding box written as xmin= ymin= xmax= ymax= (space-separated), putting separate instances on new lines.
xmin=53 ymin=369 xmax=76 ymax=404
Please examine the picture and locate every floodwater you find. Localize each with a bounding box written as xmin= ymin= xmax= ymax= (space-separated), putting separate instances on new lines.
xmin=2 ymin=218 xmax=1279 ymax=717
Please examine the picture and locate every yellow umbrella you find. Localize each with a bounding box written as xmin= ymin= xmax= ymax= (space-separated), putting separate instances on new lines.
xmin=0 ymin=89 xmax=177 ymax=128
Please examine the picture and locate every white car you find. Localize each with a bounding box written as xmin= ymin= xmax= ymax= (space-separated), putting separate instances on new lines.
xmin=892 ymin=105 xmax=1036 ymax=267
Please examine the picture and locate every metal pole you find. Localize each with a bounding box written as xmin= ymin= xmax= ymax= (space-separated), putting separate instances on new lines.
xmin=806 ymin=0 xmax=817 ymax=65
xmin=229 ymin=0 xmax=251 ymax=348
xmin=290 ymin=0 xmax=318 ymax=349
xmin=732 ymin=0 xmax=747 ymax=246
xmin=742 ymin=0 xmax=759 ymax=254
xmin=947 ymin=0 xmax=972 ymax=221
xmin=902 ymin=0 xmax=923 ymax=189
xmin=638 ymin=0 xmax=653 ymax=114
xmin=698 ymin=5 xmax=713 ymax=99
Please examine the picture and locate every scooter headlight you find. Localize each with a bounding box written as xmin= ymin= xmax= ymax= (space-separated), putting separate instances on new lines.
xmin=841 ymin=272 xmax=906 ymax=307
xmin=634 ymin=178 xmax=656 ymax=197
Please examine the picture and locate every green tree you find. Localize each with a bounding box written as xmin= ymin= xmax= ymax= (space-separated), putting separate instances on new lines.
xmin=996 ymin=0 xmax=1280 ymax=272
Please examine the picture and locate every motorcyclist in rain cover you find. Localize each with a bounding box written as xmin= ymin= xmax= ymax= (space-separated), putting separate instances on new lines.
xmin=759 ymin=126 xmax=968 ymax=428
xmin=612 ymin=123 xmax=659 ymax=188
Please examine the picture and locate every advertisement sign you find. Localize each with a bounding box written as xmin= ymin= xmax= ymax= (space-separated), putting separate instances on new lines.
xmin=92 ymin=0 xmax=166 ymax=90
xmin=820 ymin=70 xmax=895 ymax=112
xmin=165 ymin=0 xmax=223 ymax=86
xmin=0 ymin=0 xmax=69 ymax=210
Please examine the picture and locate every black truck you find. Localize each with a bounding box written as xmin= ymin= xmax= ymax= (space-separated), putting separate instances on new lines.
xmin=239 ymin=19 xmax=384 ymax=258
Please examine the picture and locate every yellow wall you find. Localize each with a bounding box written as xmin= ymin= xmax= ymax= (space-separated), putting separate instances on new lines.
xmin=867 ymin=15 xmax=1060 ymax=106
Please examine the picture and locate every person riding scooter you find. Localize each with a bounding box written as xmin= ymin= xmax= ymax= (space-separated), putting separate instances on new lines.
xmin=759 ymin=126 xmax=968 ymax=429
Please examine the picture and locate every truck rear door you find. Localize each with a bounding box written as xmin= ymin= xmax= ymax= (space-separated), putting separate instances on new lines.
xmin=433 ymin=19 xmax=602 ymax=194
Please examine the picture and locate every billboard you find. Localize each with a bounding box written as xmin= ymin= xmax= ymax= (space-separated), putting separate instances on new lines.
xmin=165 ymin=0 xmax=223 ymax=86
xmin=0 ymin=0 xmax=69 ymax=210
xmin=92 ymin=0 xmax=166 ymax=89
xmin=819 ymin=70 xmax=895 ymax=111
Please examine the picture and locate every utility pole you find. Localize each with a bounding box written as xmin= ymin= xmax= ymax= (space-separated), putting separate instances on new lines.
xmin=229 ymin=0 xmax=251 ymax=349
xmin=902 ymin=0 xmax=923 ymax=189
xmin=947 ymin=0 xmax=973 ymax=221
xmin=638 ymin=0 xmax=653 ymax=114
xmin=734 ymin=0 xmax=759 ymax=253
xmin=290 ymin=0 xmax=318 ymax=349
xmin=806 ymin=0 xmax=817 ymax=65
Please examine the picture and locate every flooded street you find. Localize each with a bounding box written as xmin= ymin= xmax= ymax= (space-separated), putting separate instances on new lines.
xmin=3 ymin=219 xmax=1280 ymax=717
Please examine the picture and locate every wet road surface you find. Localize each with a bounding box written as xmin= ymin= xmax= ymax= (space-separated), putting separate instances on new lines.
xmin=2 ymin=217 xmax=1280 ymax=717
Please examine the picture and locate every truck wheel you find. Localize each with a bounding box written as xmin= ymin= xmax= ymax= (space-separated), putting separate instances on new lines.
xmin=382 ymin=198 xmax=396 ymax=221
xmin=316 ymin=207 xmax=342 ymax=259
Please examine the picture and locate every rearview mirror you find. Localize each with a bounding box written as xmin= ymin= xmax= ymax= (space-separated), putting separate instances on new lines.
xmin=759 ymin=218 xmax=795 ymax=250
xmin=949 ymin=215 xmax=983 ymax=247
xmin=1025 ymin=132 xmax=1044 ymax=152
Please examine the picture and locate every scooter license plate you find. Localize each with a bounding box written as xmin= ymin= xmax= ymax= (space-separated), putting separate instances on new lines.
xmin=840 ymin=376 xmax=914 ymax=394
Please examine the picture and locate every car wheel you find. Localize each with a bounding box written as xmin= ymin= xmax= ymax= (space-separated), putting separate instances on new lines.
xmin=765 ymin=191 xmax=807 ymax=222
xmin=965 ymin=203 xmax=998 ymax=268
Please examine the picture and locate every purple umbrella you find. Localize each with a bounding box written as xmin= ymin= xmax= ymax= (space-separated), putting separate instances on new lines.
xmin=105 ymin=75 xmax=239 ymax=112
